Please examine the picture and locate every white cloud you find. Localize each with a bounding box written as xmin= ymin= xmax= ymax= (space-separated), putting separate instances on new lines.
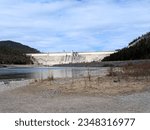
xmin=0 ymin=0 xmax=150 ymax=52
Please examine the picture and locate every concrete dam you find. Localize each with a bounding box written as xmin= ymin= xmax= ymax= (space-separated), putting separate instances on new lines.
xmin=27 ymin=51 xmax=114 ymax=66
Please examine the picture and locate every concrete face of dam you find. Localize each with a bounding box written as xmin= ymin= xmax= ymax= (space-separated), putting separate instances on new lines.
xmin=27 ymin=51 xmax=114 ymax=66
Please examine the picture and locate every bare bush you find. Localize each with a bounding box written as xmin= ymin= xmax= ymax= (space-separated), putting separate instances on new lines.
xmin=122 ymin=63 xmax=150 ymax=77
xmin=47 ymin=75 xmax=54 ymax=81
xmin=87 ymin=69 xmax=91 ymax=81
xmin=107 ymin=62 xmax=150 ymax=80
xmin=107 ymin=67 xmax=117 ymax=76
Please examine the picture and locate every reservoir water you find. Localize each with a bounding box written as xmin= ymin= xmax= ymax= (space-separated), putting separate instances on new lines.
xmin=0 ymin=67 xmax=108 ymax=81
xmin=0 ymin=67 xmax=108 ymax=91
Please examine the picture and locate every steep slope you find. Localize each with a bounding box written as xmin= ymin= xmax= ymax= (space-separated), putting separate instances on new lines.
xmin=102 ymin=32 xmax=150 ymax=61
xmin=0 ymin=40 xmax=40 ymax=64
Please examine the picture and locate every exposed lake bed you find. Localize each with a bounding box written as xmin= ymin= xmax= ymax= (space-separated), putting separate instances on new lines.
xmin=0 ymin=75 xmax=150 ymax=112
xmin=0 ymin=64 xmax=150 ymax=112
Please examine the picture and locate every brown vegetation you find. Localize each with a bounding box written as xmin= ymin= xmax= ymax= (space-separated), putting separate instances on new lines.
xmin=29 ymin=63 xmax=150 ymax=96
xmin=107 ymin=62 xmax=150 ymax=79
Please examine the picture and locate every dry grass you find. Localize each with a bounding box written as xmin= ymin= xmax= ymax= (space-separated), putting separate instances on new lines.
xmin=107 ymin=62 xmax=150 ymax=80
xmin=33 ymin=74 xmax=55 ymax=85
xmin=30 ymin=63 xmax=150 ymax=96
xmin=122 ymin=63 xmax=150 ymax=77
xmin=35 ymin=75 xmax=150 ymax=96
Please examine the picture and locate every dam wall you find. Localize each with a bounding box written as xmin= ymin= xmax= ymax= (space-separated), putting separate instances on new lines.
xmin=27 ymin=51 xmax=114 ymax=66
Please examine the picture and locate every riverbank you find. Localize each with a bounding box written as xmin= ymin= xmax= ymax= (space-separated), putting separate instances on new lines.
xmin=53 ymin=59 xmax=150 ymax=67
xmin=0 ymin=64 xmax=42 ymax=68
xmin=1 ymin=59 xmax=150 ymax=68
xmin=0 ymin=73 xmax=150 ymax=112
xmin=0 ymin=64 xmax=7 ymax=68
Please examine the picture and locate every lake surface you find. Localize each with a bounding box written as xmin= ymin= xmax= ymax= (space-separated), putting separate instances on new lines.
xmin=0 ymin=67 xmax=108 ymax=82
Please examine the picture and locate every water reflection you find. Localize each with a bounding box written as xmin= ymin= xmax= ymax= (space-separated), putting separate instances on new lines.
xmin=0 ymin=67 xmax=108 ymax=82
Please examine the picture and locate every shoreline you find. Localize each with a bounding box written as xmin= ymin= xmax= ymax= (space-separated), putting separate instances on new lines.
xmin=0 ymin=73 xmax=150 ymax=112
xmin=0 ymin=61 xmax=150 ymax=113
xmin=54 ymin=59 xmax=150 ymax=67
xmin=1 ymin=59 xmax=150 ymax=68
xmin=0 ymin=64 xmax=43 ymax=68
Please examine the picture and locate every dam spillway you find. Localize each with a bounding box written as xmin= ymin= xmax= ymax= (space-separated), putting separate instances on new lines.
xmin=27 ymin=51 xmax=114 ymax=66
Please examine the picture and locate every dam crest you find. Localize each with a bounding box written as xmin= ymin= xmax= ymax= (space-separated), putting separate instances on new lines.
xmin=27 ymin=51 xmax=114 ymax=66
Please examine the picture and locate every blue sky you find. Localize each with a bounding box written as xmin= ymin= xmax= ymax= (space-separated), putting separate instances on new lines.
xmin=0 ymin=0 xmax=150 ymax=52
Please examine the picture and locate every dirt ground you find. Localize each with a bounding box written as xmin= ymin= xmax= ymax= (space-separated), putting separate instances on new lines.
xmin=0 ymin=76 xmax=150 ymax=113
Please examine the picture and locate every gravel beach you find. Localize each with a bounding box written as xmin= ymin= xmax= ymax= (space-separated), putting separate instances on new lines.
xmin=0 ymin=75 xmax=150 ymax=113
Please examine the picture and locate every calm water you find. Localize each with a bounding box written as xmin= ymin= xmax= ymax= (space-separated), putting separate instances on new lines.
xmin=0 ymin=67 xmax=108 ymax=91
xmin=0 ymin=67 xmax=108 ymax=82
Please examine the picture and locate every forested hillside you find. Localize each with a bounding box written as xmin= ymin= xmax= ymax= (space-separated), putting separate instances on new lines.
xmin=102 ymin=32 xmax=150 ymax=61
xmin=0 ymin=40 xmax=40 ymax=64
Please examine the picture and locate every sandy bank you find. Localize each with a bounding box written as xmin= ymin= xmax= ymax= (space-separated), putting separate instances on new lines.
xmin=0 ymin=75 xmax=150 ymax=113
